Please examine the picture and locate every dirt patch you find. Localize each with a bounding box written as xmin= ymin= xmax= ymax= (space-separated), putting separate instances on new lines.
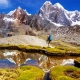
xmin=64 ymin=70 xmax=80 ymax=79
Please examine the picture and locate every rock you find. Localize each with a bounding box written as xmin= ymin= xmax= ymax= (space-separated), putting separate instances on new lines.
xmin=74 ymin=57 xmax=80 ymax=68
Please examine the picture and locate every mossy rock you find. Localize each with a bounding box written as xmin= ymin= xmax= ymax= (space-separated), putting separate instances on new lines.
xmin=75 ymin=57 xmax=80 ymax=63
xmin=0 ymin=66 xmax=44 ymax=80
xmin=50 ymin=66 xmax=80 ymax=80
xmin=74 ymin=57 xmax=80 ymax=68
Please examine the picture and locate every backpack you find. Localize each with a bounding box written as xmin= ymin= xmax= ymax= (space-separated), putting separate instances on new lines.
xmin=48 ymin=35 xmax=53 ymax=41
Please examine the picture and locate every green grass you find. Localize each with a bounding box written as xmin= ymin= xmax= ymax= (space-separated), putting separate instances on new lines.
xmin=0 ymin=66 xmax=44 ymax=80
xmin=16 ymin=66 xmax=44 ymax=80
xmin=50 ymin=66 xmax=80 ymax=80
xmin=45 ymin=40 xmax=80 ymax=54
xmin=0 ymin=42 xmax=80 ymax=56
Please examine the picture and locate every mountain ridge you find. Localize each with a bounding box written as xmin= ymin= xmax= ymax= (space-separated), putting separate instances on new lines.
xmin=38 ymin=1 xmax=80 ymax=26
xmin=3 ymin=1 xmax=80 ymax=27
xmin=0 ymin=1 xmax=80 ymax=46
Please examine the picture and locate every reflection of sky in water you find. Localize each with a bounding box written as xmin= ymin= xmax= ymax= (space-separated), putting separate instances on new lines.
xmin=0 ymin=57 xmax=75 ymax=69
xmin=21 ymin=59 xmax=39 ymax=66
xmin=0 ymin=59 xmax=17 ymax=68
xmin=0 ymin=49 xmax=78 ymax=70
xmin=0 ymin=58 xmax=39 ymax=68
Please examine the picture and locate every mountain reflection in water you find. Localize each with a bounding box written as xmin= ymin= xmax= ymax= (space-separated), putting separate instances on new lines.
xmin=0 ymin=59 xmax=17 ymax=68
xmin=0 ymin=50 xmax=79 ymax=71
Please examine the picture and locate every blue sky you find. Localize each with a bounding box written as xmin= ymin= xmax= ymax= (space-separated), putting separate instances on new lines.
xmin=0 ymin=0 xmax=80 ymax=14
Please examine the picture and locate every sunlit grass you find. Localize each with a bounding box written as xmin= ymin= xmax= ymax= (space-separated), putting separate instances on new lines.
xmin=0 ymin=42 xmax=80 ymax=55
xmin=0 ymin=66 xmax=44 ymax=80
xmin=50 ymin=66 xmax=80 ymax=80
xmin=16 ymin=66 xmax=44 ymax=80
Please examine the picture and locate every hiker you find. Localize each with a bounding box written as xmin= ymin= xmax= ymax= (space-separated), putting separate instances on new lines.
xmin=47 ymin=34 xmax=53 ymax=47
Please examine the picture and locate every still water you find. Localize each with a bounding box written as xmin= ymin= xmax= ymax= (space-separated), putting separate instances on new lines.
xmin=0 ymin=50 xmax=79 ymax=71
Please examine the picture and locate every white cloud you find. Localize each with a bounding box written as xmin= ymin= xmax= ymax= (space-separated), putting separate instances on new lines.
xmin=0 ymin=0 xmax=10 ymax=9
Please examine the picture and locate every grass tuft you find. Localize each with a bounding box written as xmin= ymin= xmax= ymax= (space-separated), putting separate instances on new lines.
xmin=50 ymin=66 xmax=80 ymax=80
xmin=0 ymin=66 xmax=44 ymax=80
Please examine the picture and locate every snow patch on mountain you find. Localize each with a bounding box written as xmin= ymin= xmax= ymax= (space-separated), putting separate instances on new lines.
xmin=43 ymin=1 xmax=52 ymax=5
xmin=3 ymin=17 xmax=17 ymax=22
xmin=71 ymin=21 xmax=80 ymax=26
xmin=7 ymin=7 xmax=31 ymax=16
xmin=53 ymin=3 xmax=64 ymax=10
xmin=24 ymin=9 xmax=31 ymax=16
xmin=47 ymin=18 xmax=64 ymax=27
xmin=17 ymin=6 xmax=22 ymax=9
xmin=7 ymin=9 xmax=16 ymax=16
xmin=52 ymin=22 xmax=63 ymax=27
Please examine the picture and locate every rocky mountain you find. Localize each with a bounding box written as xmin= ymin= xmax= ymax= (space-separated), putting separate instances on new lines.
xmin=0 ymin=1 xmax=80 ymax=45
xmin=0 ymin=7 xmax=36 ymax=37
xmin=38 ymin=1 xmax=80 ymax=26
xmin=1 ymin=1 xmax=80 ymax=29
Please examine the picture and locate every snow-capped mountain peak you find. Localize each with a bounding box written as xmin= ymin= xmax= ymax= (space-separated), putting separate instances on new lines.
xmin=17 ymin=6 xmax=22 ymax=10
xmin=43 ymin=1 xmax=52 ymax=5
xmin=3 ymin=17 xmax=17 ymax=22
xmin=4 ymin=1 xmax=80 ymax=28
xmin=40 ymin=1 xmax=52 ymax=11
xmin=53 ymin=3 xmax=64 ymax=9
xmin=7 ymin=7 xmax=31 ymax=16
xmin=7 ymin=6 xmax=22 ymax=16
xmin=38 ymin=1 xmax=80 ymax=26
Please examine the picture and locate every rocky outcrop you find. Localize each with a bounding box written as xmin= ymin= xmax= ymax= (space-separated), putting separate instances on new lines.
xmin=0 ymin=13 xmax=6 ymax=28
xmin=74 ymin=60 xmax=80 ymax=68
xmin=74 ymin=58 xmax=80 ymax=68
